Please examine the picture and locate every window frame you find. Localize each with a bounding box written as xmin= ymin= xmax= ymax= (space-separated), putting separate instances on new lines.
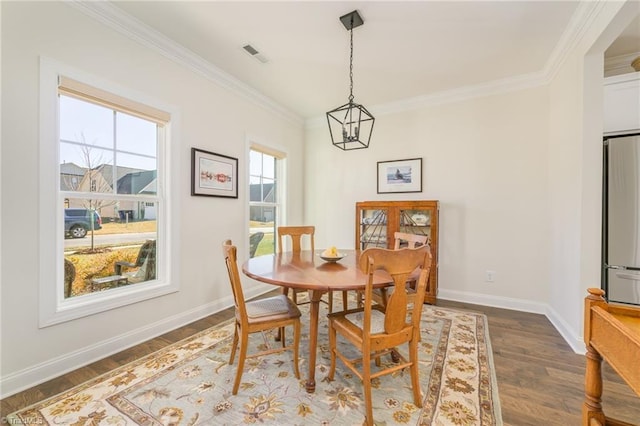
xmin=248 ymin=143 xmax=287 ymax=256
xmin=39 ymin=57 xmax=181 ymax=327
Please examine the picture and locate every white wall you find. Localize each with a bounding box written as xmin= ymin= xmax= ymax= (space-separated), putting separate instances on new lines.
xmin=305 ymin=87 xmax=551 ymax=312
xmin=0 ymin=1 xmax=304 ymax=396
xmin=546 ymin=0 xmax=638 ymax=352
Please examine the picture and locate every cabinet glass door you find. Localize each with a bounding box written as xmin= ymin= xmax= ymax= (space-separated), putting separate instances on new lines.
xmin=359 ymin=208 xmax=389 ymax=249
xmin=398 ymin=209 xmax=431 ymax=246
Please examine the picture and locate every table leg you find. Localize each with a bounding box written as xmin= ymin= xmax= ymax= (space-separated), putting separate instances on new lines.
xmin=305 ymin=290 xmax=323 ymax=393
xmin=275 ymin=286 xmax=290 ymax=342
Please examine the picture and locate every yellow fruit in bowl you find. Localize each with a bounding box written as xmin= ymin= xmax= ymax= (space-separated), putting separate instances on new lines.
xmin=323 ymin=246 xmax=339 ymax=257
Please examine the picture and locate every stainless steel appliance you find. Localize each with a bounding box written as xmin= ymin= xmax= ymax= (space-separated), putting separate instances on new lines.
xmin=603 ymin=133 xmax=640 ymax=305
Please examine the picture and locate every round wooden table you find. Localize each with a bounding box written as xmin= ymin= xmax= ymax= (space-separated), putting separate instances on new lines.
xmin=242 ymin=249 xmax=393 ymax=393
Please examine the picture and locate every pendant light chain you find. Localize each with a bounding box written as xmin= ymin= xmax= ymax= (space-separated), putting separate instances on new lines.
xmin=349 ymin=24 xmax=354 ymax=103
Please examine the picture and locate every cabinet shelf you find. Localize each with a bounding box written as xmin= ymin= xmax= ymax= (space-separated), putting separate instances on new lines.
xmin=356 ymin=200 xmax=439 ymax=304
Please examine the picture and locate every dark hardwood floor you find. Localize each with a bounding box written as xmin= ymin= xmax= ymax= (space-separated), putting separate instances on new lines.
xmin=2 ymin=296 xmax=639 ymax=425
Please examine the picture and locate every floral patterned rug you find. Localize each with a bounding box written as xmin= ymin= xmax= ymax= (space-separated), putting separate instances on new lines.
xmin=8 ymin=302 xmax=501 ymax=425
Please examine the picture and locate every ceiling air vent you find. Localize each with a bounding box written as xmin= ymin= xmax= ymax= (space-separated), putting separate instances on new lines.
xmin=242 ymin=44 xmax=268 ymax=64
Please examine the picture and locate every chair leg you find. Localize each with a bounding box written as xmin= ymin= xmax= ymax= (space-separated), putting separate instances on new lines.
xmin=232 ymin=328 xmax=249 ymax=395
xmin=327 ymin=319 xmax=337 ymax=380
xmin=292 ymin=321 xmax=301 ymax=379
xmin=275 ymin=289 xmax=290 ymax=343
xmin=229 ymin=323 xmax=239 ymax=365
xmin=409 ymin=340 xmax=422 ymax=407
xmin=362 ymin=351 xmax=374 ymax=426
xmin=280 ymin=326 xmax=286 ymax=348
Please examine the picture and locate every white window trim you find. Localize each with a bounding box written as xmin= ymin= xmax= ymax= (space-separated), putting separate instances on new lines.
xmin=246 ymin=137 xmax=288 ymax=252
xmin=39 ymin=57 xmax=181 ymax=327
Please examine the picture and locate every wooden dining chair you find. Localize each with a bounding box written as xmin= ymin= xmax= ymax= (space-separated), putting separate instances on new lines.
xmin=278 ymin=226 xmax=343 ymax=313
xmin=358 ymin=232 xmax=430 ymax=308
xmin=327 ymin=245 xmax=431 ymax=426
xmin=379 ymin=232 xmax=430 ymax=306
xmin=393 ymin=231 xmax=428 ymax=249
xmin=277 ymin=225 xmax=316 ymax=255
xmin=222 ymin=240 xmax=301 ymax=394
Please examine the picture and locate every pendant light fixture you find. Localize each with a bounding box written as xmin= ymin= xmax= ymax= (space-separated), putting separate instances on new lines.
xmin=326 ymin=10 xmax=375 ymax=151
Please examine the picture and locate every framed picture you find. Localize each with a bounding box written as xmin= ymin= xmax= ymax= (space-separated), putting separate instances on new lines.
xmin=191 ymin=148 xmax=238 ymax=198
xmin=377 ymin=157 xmax=422 ymax=194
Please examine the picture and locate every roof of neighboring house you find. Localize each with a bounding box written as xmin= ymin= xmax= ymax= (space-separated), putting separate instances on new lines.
xmin=249 ymin=183 xmax=275 ymax=202
xmin=60 ymin=163 xmax=157 ymax=193
xmin=117 ymin=170 xmax=157 ymax=195
xmin=97 ymin=164 xmax=145 ymax=187
xmin=139 ymin=178 xmax=157 ymax=194
xmin=60 ymin=162 xmax=87 ymax=191
xmin=60 ymin=162 xmax=86 ymax=176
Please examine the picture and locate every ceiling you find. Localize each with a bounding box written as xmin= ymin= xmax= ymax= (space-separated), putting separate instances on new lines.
xmin=109 ymin=1 xmax=640 ymax=120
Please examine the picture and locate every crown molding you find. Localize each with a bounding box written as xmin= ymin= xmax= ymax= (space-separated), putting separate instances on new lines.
xmin=304 ymin=69 xmax=549 ymax=129
xmin=542 ymin=0 xmax=605 ymax=83
xmin=66 ymin=0 xmax=303 ymax=126
xmin=66 ymin=0 xmax=605 ymax=131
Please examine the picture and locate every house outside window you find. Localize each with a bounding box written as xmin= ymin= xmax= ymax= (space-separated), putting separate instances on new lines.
xmin=39 ymin=58 xmax=180 ymax=327
xmin=249 ymin=148 xmax=284 ymax=257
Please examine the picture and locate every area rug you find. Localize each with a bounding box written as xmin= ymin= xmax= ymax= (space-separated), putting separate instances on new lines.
xmin=8 ymin=303 xmax=502 ymax=425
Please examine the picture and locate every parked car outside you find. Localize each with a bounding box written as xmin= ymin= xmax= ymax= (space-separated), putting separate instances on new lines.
xmin=65 ymin=208 xmax=102 ymax=238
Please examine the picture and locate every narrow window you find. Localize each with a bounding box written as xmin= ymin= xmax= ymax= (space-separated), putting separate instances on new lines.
xmin=249 ymin=148 xmax=284 ymax=257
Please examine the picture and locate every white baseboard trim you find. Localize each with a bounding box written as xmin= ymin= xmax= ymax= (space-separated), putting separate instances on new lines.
xmin=545 ymin=305 xmax=586 ymax=355
xmin=437 ymin=288 xmax=548 ymax=314
xmin=438 ymin=289 xmax=585 ymax=354
xmin=0 ymin=284 xmax=273 ymax=399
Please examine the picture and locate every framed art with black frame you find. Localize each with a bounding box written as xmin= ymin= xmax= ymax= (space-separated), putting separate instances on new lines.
xmin=191 ymin=148 xmax=238 ymax=198
xmin=377 ymin=158 xmax=422 ymax=194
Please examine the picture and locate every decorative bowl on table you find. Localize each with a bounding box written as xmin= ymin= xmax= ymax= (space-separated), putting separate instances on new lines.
xmin=319 ymin=253 xmax=346 ymax=262
xmin=319 ymin=247 xmax=346 ymax=262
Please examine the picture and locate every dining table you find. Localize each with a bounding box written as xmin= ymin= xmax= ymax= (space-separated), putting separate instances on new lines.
xmin=241 ymin=249 xmax=395 ymax=393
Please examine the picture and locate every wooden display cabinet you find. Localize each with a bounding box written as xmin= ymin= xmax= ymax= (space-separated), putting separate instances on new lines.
xmin=355 ymin=200 xmax=439 ymax=303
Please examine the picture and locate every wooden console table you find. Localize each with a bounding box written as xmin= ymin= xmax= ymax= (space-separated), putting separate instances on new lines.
xmin=583 ymin=288 xmax=640 ymax=425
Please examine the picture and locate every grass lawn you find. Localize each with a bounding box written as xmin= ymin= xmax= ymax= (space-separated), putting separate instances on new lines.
xmin=254 ymin=232 xmax=275 ymax=257
xmin=92 ymin=220 xmax=157 ymax=235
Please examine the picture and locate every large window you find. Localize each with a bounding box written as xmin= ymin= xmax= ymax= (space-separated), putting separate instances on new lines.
xmin=59 ymin=85 xmax=161 ymax=298
xmin=39 ymin=58 xmax=179 ymax=326
xmin=249 ymin=148 xmax=284 ymax=257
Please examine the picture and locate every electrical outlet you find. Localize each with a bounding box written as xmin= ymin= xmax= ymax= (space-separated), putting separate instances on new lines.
xmin=485 ymin=270 xmax=496 ymax=282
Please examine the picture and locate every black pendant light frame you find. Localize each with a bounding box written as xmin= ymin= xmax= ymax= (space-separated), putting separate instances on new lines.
xmin=326 ymin=10 xmax=375 ymax=151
